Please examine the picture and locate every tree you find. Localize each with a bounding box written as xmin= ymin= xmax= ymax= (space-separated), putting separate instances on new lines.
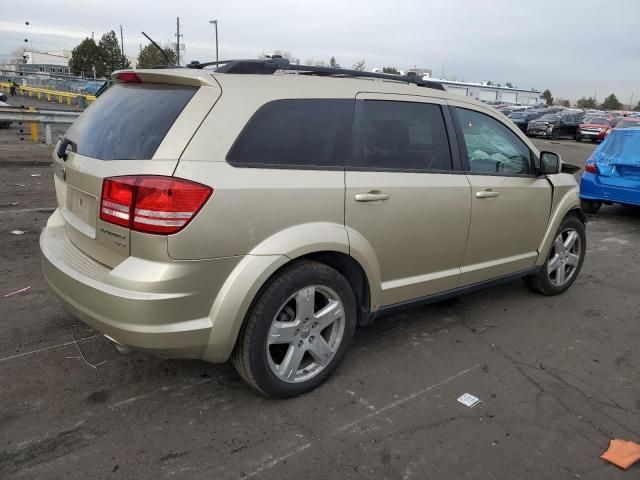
xmin=485 ymin=80 xmax=493 ymax=86
xmin=69 ymin=38 xmax=104 ymax=77
xmin=575 ymin=97 xmax=597 ymax=109
xmin=599 ymin=93 xmax=622 ymax=111
xmin=329 ymin=56 xmax=337 ymax=67
xmin=505 ymin=82 xmax=514 ymax=88
xmin=542 ymin=89 xmax=553 ymax=105
xmin=561 ymin=99 xmax=570 ymax=107
xmin=137 ymin=43 xmax=177 ymax=69
xmin=634 ymin=102 xmax=640 ymax=112
xmin=382 ymin=66 xmax=399 ymax=74
xmin=99 ymin=30 xmax=130 ymax=75
xmin=352 ymin=60 xmax=366 ymax=71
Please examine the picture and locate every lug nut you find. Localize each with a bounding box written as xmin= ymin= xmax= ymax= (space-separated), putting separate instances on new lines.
xmin=298 ymin=340 xmax=304 ymax=347
xmin=309 ymin=336 xmax=315 ymax=343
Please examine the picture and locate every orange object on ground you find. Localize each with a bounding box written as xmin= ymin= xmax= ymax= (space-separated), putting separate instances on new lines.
xmin=600 ymin=439 xmax=640 ymax=470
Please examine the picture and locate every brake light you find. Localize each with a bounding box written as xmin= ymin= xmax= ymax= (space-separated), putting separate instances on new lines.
xmin=100 ymin=176 xmax=212 ymax=235
xmin=585 ymin=164 xmax=598 ymax=174
xmin=114 ymin=71 xmax=142 ymax=83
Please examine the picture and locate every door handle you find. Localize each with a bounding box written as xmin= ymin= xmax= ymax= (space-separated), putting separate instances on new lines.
xmin=355 ymin=191 xmax=390 ymax=202
xmin=476 ymin=190 xmax=500 ymax=198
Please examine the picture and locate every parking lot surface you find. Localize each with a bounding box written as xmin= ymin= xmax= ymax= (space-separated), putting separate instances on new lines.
xmin=1 ymin=118 xmax=638 ymax=479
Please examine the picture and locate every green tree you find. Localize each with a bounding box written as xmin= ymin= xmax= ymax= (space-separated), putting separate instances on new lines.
xmin=69 ymin=38 xmax=104 ymax=77
xmin=136 ymin=43 xmax=177 ymax=69
xmin=575 ymin=97 xmax=597 ymax=109
xmin=542 ymin=89 xmax=553 ymax=105
xmin=352 ymin=59 xmax=366 ymax=71
xmin=561 ymin=99 xmax=570 ymax=107
xmin=329 ymin=56 xmax=337 ymax=67
xmin=486 ymin=80 xmax=493 ymax=86
xmin=382 ymin=66 xmax=399 ymax=74
xmin=505 ymin=82 xmax=514 ymax=88
xmin=99 ymin=30 xmax=130 ymax=75
xmin=599 ymin=93 xmax=622 ymax=111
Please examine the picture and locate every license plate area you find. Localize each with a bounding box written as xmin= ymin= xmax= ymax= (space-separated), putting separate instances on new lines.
xmin=63 ymin=184 xmax=97 ymax=239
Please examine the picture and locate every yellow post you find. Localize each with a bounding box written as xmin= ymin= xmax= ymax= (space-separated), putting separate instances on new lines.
xmin=66 ymin=97 xmax=71 ymax=106
xmin=47 ymin=93 xmax=51 ymax=102
xmin=29 ymin=107 xmax=38 ymax=143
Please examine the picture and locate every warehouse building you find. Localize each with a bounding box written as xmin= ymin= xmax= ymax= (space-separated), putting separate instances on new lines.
xmin=437 ymin=79 xmax=543 ymax=105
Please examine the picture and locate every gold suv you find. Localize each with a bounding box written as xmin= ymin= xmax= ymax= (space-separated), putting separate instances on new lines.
xmin=40 ymin=59 xmax=586 ymax=397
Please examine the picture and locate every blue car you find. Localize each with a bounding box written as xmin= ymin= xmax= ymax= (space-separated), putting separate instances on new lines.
xmin=580 ymin=127 xmax=640 ymax=213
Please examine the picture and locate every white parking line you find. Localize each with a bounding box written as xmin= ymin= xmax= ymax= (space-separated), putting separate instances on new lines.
xmin=0 ymin=207 xmax=56 ymax=214
xmin=0 ymin=335 xmax=100 ymax=363
xmin=238 ymin=364 xmax=480 ymax=479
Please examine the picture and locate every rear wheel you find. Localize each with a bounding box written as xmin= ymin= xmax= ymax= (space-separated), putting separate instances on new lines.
xmin=525 ymin=215 xmax=586 ymax=296
xmin=232 ymin=260 xmax=356 ymax=398
xmin=581 ymin=199 xmax=602 ymax=214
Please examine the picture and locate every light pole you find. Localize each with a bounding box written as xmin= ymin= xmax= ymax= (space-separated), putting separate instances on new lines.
xmin=209 ymin=20 xmax=218 ymax=63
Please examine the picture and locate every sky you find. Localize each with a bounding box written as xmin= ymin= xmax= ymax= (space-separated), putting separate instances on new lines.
xmin=1 ymin=0 xmax=638 ymax=104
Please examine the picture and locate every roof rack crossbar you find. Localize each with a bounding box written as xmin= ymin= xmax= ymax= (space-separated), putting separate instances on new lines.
xmin=186 ymin=57 xmax=445 ymax=90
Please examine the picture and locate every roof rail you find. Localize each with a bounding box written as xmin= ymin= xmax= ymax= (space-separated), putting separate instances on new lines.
xmin=186 ymin=57 xmax=445 ymax=90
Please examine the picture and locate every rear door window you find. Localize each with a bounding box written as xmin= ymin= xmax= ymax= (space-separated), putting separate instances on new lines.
xmin=348 ymin=100 xmax=452 ymax=171
xmin=65 ymin=83 xmax=197 ymax=160
xmin=227 ymin=99 xmax=354 ymax=168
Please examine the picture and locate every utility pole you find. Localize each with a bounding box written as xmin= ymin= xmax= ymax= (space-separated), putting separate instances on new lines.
xmin=175 ymin=17 xmax=182 ymax=66
xmin=209 ymin=20 xmax=219 ymax=63
xmin=629 ymin=93 xmax=634 ymax=111
xmin=120 ymin=25 xmax=125 ymax=68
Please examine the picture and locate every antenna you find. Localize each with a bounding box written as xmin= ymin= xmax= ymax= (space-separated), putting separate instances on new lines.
xmin=141 ymin=31 xmax=176 ymax=67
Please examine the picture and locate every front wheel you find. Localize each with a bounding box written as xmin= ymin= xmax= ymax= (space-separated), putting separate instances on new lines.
xmin=524 ymin=215 xmax=586 ymax=296
xmin=232 ymin=260 xmax=356 ymax=398
xmin=581 ymin=199 xmax=602 ymax=214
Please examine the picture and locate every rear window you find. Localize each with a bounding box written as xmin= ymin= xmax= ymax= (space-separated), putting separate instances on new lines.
xmin=227 ymin=99 xmax=354 ymax=168
xmin=65 ymin=83 xmax=197 ymax=160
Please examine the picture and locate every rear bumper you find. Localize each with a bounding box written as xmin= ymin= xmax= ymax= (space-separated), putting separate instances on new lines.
xmin=580 ymin=172 xmax=640 ymax=206
xmin=40 ymin=209 xmax=240 ymax=360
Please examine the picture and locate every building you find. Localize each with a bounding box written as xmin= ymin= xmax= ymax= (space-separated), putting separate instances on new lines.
xmin=0 ymin=50 xmax=71 ymax=76
xmin=436 ymin=79 xmax=543 ymax=105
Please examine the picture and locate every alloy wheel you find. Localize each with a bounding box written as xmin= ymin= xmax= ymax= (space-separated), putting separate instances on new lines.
xmin=547 ymin=228 xmax=582 ymax=287
xmin=266 ymin=285 xmax=345 ymax=383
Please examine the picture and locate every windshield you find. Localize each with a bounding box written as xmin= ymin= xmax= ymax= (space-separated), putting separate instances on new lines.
xmin=587 ymin=117 xmax=611 ymax=125
xmin=617 ymin=120 xmax=640 ymax=128
xmin=509 ymin=112 xmax=526 ymax=119
xmin=539 ymin=114 xmax=561 ymax=121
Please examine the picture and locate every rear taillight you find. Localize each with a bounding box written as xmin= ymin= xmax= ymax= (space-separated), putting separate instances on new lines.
xmin=585 ymin=164 xmax=598 ymax=174
xmin=114 ymin=71 xmax=142 ymax=83
xmin=100 ymin=176 xmax=212 ymax=235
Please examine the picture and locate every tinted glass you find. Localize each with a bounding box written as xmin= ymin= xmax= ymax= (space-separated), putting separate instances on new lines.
xmin=348 ymin=100 xmax=452 ymax=171
xmin=66 ymin=84 xmax=197 ymax=160
xmin=456 ymin=108 xmax=533 ymax=175
xmin=227 ymin=99 xmax=353 ymax=167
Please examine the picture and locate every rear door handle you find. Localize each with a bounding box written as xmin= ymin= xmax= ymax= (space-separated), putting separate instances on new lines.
xmin=476 ymin=190 xmax=500 ymax=198
xmin=355 ymin=191 xmax=390 ymax=202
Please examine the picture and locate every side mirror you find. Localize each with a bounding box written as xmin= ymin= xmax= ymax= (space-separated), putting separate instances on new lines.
xmin=539 ymin=151 xmax=560 ymax=175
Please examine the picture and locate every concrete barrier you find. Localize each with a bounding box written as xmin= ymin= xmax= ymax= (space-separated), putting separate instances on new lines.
xmin=0 ymin=82 xmax=96 ymax=107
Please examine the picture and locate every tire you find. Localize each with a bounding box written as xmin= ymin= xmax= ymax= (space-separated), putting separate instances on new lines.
xmin=524 ymin=215 xmax=586 ymax=296
xmin=575 ymin=134 xmax=581 ymax=142
xmin=581 ymin=199 xmax=602 ymax=214
xmin=551 ymin=130 xmax=559 ymax=140
xmin=232 ymin=260 xmax=357 ymax=398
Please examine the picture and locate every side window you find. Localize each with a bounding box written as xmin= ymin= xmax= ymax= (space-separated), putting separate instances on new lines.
xmin=456 ymin=108 xmax=534 ymax=175
xmin=227 ymin=99 xmax=353 ymax=168
xmin=348 ymin=100 xmax=452 ymax=171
